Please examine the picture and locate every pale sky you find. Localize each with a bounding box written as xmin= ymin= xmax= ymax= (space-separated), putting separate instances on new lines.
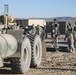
xmin=0 ymin=0 xmax=76 ymax=18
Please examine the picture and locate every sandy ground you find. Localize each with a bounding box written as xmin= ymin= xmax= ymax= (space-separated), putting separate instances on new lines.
xmin=0 ymin=36 xmax=76 ymax=75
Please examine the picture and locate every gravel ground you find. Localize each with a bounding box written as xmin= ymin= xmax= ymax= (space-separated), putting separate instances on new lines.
xmin=0 ymin=37 xmax=76 ymax=75
xmin=0 ymin=52 xmax=76 ymax=75
xmin=25 ymin=52 xmax=76 ymax=75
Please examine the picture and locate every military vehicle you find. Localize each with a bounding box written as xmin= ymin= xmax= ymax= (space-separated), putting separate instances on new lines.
xmin=0 ymin=4 xmax=42 ymax=73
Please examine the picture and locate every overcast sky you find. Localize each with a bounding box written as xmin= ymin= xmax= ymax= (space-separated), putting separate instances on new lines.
xmin=0 ymin=0 xmax=76 ymax=18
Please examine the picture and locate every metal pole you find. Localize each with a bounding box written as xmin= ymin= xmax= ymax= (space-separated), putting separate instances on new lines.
xmin=4 ymin=4 xmax=9 ymax=28
xmin=4 ymin=4 xmax=8 ymax=15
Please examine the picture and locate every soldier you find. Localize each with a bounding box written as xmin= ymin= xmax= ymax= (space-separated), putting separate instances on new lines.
xmin=15 ymin=24 xmax=20 ymax=30
xmin=36 ymin=24 xmax=40 ymax=35
xmin=74 ymin=23 xmax=76 ymax=30
xmin=74 ymin=23 xmax=76 ymax=48
xmin=51 ymin=19 xmax=60 ymax=51
xmin=67 ymin=23 xmax=72 ymax=29
xmin=64 ymin=24 xmax=74 ymax=52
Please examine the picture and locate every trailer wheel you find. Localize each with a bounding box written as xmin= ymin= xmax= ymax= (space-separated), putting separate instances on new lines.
xmin=10 ymin=37 xmax=31 ymax=74
xmin=30 ymin=35 xmax=42 ymax=67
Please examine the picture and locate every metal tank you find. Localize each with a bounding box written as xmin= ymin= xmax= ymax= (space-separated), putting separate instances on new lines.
xmin=0 ymin=34 xmax=17 ymax=58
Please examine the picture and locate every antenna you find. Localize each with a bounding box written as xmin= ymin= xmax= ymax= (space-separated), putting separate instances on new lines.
xmin=4 ymin=4 xmax=9 ymax=15
xmin=4 ymin=4 xmax=9 ymax=28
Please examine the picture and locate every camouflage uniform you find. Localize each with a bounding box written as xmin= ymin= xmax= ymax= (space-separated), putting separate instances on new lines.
xmin=51 ymin=23 xmax=59 ymax=50
xmin=64 ymin=29 xmax=74 ymax=52
xmin=74 ymin=25 xmax=76 ymax=48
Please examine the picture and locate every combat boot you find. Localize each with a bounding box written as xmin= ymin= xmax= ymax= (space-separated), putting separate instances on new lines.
xmin=70 ymin=49 xmax=73 ymax=53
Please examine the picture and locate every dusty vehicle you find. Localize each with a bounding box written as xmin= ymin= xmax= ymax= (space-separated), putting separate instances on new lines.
xmin=0 ymin=5 xmax=42 ymax=73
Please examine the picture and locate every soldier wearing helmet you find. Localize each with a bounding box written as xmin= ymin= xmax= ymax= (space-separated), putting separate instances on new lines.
xmin=73 ymin=22 xmax=76 ymax=48
xmin=64 ymin=23 xmax=74 ymax=52
xmin=51 ymin=19 xmax=60 ymax=51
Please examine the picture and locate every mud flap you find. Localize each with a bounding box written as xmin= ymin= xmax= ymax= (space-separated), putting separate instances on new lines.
xmin=0 ymin=54 xmax=3 ymax=67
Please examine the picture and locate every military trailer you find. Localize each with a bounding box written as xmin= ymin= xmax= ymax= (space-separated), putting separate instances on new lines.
xmin=0 ymin=5 xmax=42 ymax=73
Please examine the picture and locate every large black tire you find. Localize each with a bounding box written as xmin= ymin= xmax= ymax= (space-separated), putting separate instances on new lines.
xmin=10 ymin=37 xmax=31 ymax=74
xmin=30 ymin=35 xmax=42 ymax=67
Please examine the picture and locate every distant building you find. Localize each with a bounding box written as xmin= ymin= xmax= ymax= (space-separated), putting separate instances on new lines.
xmin=15 ymin=18 xmax=28 ymax=27
xmin=75 ymin=22 xmax=76 ymax=24
xmin=15 ymin=18 xmax=46 ymax=27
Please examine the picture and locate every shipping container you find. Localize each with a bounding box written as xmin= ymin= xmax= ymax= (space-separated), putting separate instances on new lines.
xmin=15 ymin=18 xmax=28 ymax=27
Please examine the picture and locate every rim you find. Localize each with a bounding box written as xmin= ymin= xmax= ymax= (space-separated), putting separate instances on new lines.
xmin=24 ymin=47 xmax=28 ymax=64
xmin=36 ymin=44 xmax=39 ymax=59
